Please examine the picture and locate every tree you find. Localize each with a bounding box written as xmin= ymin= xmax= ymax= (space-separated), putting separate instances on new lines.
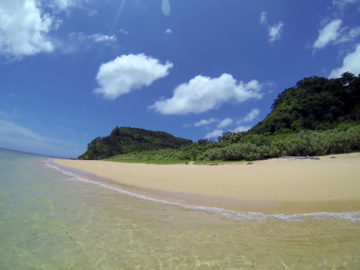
xmin=197 ymin=139 xmax=209 ymax=146
xmin=341 ymin=72 xmax=356 ymax=86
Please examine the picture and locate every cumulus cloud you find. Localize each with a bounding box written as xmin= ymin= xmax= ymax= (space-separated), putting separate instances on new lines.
xmin=205 ymin=129 xmax=223 ymax=140
xmin=217 ymin=118 xmax=233 ymax=129
xmin=150 ymin=73 xmax=262 ymax=115
xmin=259 ymin=11 xmax=267 ymax=24
xmin=95 ymin=54 xmax=173 ymax=99
xmin=232 ymin=109 xmax=260 ymax=133
xmin=0 ymin=0 xmax=54 ymax=58
xmin=313 ymin=19 xmax=343 ymax=49
xmin=194 ymin=118 xmax=218 ymax=127
xmin=329 ymin=44 xmax=360 ymax=78
xmin=233 ymin=126 xmax=251 ymax=133
xmin=241 ymin=108 xmax=260 ymax=123
xmin=165 ymin=28 xmax=173 ymax=34
xmin=268 ymin=22 xmax=284 ymax=42
xmin=0 ymin=0 xmax=105 ymax=58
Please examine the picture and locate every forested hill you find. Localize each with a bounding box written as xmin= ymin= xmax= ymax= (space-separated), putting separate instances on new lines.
xmin=79 ymin=127 xmax=192 ymax=160
xmin=79 ymin=73 xmax=360 ymax=162
xmin=250 ymin=72 xmax=360 ymax=135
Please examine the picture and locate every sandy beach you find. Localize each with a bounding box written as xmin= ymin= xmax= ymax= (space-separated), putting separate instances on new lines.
xmin=54 ymin=153 xmax=360 ymax=214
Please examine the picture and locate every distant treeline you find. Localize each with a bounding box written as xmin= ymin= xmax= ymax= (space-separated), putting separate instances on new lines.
xmin=80 ymin=72 xmax=360 ymax=162
xmin=107 ymin=125 xmax=360 ymax=162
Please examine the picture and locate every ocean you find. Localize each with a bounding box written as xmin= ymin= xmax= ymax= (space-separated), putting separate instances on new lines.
xmin=0 ymin=149 xmax=359 ymax=269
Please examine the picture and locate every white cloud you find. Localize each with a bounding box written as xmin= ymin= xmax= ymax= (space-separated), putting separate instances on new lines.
xmin=0 ymin=119 xmax=82 ymax=157
xmin=233 ymin=126 xmax=251 ymax=133
xmin=205 ymin=129 xmax=223 ymax=140
xmin=333 ymin=0 xmax=360 ymax=8
xmin=313 ymin=19 xmax=343 ymax=49
xmin=0 ymin=119 xmax=49 ymax=142
xmin=150 ymin=73 xmax=262 ymax=115
xmin=242 ymin=108 xmax=260 ymax=123
xmin=90 ymin=34 xmax=117 ymax=43
xmin=51 ymin=0 xmax=74 ymax=10
xmin=95 ymin=54 xmax=173 ymax=99
xmin=165 ymin=28 xmax=173 ymax=34
xmin=0 ymin=0 xmax=54 ymax=58
xmin=119 ymin=29 xmax=129 ymax=35
xmin=50 ymin=0 xmax=89 ymax=11
xmin=336 ymin=26 xmax=360 ymax=44
xmin=259 ymin=11 xmax=267 ymax=24
xmin=65 ymin=32 xmax=116 ymax=52
xmin=60 ymin=32 xmax=116 ymax=53
xmin=217 ymin=118 xmax=233 ymax=129
xmin=268 ymin=22 xmax=284 ymax=42
xmin=259 ymin=12 xmax=284 ymax=43
xmin=194 ymin=118 xmax=218 ymax=127
xmin=329 ymin=44 xmax=360 ymax=78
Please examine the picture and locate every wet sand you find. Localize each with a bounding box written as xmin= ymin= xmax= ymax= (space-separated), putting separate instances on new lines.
xmin=54 ymin=153 xmax=360 ymax=214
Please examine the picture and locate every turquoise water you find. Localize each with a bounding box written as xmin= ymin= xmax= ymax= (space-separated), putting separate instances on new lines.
xmin=1 ymin=149 xmax=360 ymax=269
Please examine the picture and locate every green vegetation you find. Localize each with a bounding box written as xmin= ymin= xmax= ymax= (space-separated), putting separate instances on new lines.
xmin=203 ymin=125 xmax=360 ymax=161
xmin=192 ymin=160 xmax=239 ymax=165
xmin=80 ymin=73 xmax=360 ymax=163
xmin=105 ymin=156 xmax=188 ymax=165
xmin=102 ymin=125 xmax=360 ymax=163
xmin=79 ymin=127 xmax=192 ymax=160
xmin=102 ymin=144 xmax=204 ymax=163
xmin=105 ymin=149 xmax=238 ymax=165
xmin=250 ymin=72 xmax=360 ymax=135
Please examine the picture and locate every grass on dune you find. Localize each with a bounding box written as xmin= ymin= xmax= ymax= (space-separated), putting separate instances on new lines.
xmin=104 ymin=157 xmax=189 ymax=165
xmin=105 ymin=155 xmax=241 ymax=165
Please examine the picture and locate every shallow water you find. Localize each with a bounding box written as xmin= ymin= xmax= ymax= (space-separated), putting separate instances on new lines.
xmin=0 ymin=149 xmax=359 ymax=269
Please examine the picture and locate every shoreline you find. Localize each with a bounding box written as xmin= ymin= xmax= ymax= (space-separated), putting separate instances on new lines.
xmin=53 ymin=153 xmax=360 ymax=214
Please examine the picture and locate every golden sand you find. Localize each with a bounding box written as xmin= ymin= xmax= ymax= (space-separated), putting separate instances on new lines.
xmin=54 ymin=153 xmax=360 ymax=213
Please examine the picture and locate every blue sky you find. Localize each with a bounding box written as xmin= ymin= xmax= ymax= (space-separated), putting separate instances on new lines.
xmin=1 ymin=0 xmax=360 ymax=157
